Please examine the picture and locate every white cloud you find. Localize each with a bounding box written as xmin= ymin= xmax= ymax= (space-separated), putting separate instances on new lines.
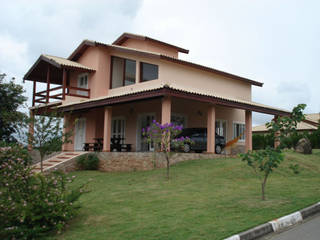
xmin=0 ymin=0 xmax=319 ymax=123
xmin=0 ymin=34 xmax=29 ymax=76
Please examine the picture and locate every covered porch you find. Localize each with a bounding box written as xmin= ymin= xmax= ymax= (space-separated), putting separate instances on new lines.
xmin=60 ymin=86 xmax=290 ymax=153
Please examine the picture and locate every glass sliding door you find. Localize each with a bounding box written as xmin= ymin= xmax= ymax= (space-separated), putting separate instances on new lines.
xmin=137 ymin=114 xmax=155 ymax=152
xmin=215 ymin=119 xmax=227 ymax=139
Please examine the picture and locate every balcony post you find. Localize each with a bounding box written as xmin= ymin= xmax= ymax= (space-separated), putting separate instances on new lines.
xmin=46 ymin=65 xmax=50 ymax=103
xmin=28 ymin=109 xmax=34 ymax=151
xmin=62 ymin=68 xmax=67 ymax=100
xmin=32 ymin=80 xmax=36 ymax=106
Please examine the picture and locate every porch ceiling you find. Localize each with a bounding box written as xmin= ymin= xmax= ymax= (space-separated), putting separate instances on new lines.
xmin=57 ymin=85 xmax=290 ymax=116
xmin=23 ymin=54 xmax=95 ymax=84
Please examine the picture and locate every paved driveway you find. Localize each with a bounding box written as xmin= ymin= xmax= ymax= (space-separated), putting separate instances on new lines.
xmin=260 ymin=214 xmax=320 ymax=240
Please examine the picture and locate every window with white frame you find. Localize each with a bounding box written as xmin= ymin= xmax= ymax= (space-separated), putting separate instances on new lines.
xmin=233 ymin=122 xmax=245 ymax=141
xmin=111 ymin=118 xmax=125 ymax=144
xmin=77 ymin=73 xmax=88 ymax=96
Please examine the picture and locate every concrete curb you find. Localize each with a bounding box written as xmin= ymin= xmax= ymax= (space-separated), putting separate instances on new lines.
xmin=224 ymin=201 xmax=320 ymax=240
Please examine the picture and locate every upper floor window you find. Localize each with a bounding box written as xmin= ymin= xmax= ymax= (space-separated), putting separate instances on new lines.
xmin=140 ymin=62 xmax=158 ymax=82
xmin=77 ymin=73 xmax=89 ymax=96
xmin=111 ymin=56 xmax=136 ymax=89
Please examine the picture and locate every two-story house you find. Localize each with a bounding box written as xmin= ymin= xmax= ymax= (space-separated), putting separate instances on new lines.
xmin=24 ymin=32 xmax=289 ymax=154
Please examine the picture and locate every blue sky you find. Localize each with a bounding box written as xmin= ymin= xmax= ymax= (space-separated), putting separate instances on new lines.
xmin=0 ymin=0 xmax=319 ymax=125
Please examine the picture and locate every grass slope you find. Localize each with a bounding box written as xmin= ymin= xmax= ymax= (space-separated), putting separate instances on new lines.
xmin=47 ymin=150 xmax=320 ymax=240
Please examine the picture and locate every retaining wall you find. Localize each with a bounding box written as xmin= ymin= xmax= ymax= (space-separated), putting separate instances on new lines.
xmin=97 ymin=152 xmax=220 ymax=172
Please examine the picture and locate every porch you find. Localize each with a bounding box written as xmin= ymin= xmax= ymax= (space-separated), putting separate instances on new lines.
xmin=62 ymin=96 xmax=255 ymax=154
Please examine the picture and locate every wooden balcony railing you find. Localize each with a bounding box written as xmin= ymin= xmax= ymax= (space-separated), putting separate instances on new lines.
xmin=66 ymin=86 xmax=90 ymax=98
xmin=33 ymin=86 xmax=90 ymax=105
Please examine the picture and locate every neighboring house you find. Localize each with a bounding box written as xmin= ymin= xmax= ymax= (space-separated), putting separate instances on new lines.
xmin=253 ymin=113 xmax=320 ymax=134
xmin=24 ymin=32 xmax=290 ymax=153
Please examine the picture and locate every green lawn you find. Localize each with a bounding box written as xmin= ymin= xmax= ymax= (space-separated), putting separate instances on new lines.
xmin=47 ymin=150 xmax=320 ymax=240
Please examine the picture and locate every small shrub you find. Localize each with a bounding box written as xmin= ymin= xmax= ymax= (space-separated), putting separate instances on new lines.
xmin=77 ymin=153 xmax=100 ymax=170
xmin=0 ymin=144 xmax=84 ymax=239
xmin=252 ymin=133 xmax=274 ymax=150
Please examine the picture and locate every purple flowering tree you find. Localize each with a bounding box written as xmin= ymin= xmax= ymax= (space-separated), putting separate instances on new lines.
xmin=142 ymin=120 xmax=192 ymax=179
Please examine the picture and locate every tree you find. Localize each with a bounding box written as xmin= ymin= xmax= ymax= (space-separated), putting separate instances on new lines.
xmin=142 ymin=120 xmax=192 ymax=179
xmin=240 ymin=104 xmax=306 ymax=200
xmin=0 ymin=74 xmax=27 ymax=142
xmin=29 ymin=110 xmax=73 ymax=172
xmin=266 ymin=104 xmax=306 ymax=148
xmin=0 ymin=144 xmax=84 ymax=239
xmin=241 ymin=147 xmax=284 ymax=200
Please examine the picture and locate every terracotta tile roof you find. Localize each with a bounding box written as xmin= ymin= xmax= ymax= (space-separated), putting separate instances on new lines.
xmin=57 ymin=84 xmax=289 ymax=115
xmin=305 ymin=113 xmax=320 ymax=124
xmin=112 ymin=32 xmax=189 ymax=54
xmin=42 ymin=54 xmax=95 ymax=72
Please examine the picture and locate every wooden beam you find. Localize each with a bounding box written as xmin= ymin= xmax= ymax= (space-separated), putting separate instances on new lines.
xmin=46 ymin=65 xmax=50 ymax=103
xmin=62 ymin=68 xmax=67 ymax=100
xmin=32 ymin=80 xmax=36 ymax=106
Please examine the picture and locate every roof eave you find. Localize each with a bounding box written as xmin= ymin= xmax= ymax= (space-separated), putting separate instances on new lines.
xmin=113 ymin=33 xmax=189 ymax=54
xmin=58 ymin=86 xmax=289 ymax=116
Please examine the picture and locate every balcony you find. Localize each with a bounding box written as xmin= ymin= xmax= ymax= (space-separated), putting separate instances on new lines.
xmin=23 ymin=54 xmax=95 ymax=107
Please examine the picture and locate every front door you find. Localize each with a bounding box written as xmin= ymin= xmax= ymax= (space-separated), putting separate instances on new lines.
xmin=137 ymin=113 xmax=155 ymax=152
xmin=74 ymin=118 xmax=86 ymax=151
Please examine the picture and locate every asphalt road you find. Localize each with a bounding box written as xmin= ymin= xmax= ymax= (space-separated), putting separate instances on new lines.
xmin=260 ymin=214 xmax=320 ymax=240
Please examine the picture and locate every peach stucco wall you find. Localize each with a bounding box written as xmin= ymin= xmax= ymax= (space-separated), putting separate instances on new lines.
xmin=63 ymin=97 xmax=245 ymax=151
xmin=61 ymin=43 xmax=251 ymax=106
xmin=65 ymin=46 xmax=111 ymax=104
xmin=120 ymin=38 xmax=179 ymax=58
xmin=160 ymin=60 xmax=252 ymax=101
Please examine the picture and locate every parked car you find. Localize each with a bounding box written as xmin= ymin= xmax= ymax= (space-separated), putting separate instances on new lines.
xmin=173 ymin=128 xmax=226 ymax=154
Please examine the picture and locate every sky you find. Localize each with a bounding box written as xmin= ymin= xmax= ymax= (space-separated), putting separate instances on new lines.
xmin=0 ymin=0 xmax=319 ymax=125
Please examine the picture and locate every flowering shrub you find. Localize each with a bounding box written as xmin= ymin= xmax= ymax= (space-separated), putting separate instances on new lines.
xmin=0 ymin=145 xmax=84 ymax=239
xmin=142 ymin=120 xmax=192 ymax=179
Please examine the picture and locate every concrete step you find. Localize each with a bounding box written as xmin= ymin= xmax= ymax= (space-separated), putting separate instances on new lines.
xmin=48 ymin=160 xmax=63 ymax=163
xmin=57 ymin=156 xmax=71 ymax=159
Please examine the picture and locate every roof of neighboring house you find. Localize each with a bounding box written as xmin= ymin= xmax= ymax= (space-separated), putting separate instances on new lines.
xmin=68 ymin=40 xmax=264 ymax=87
xmin=112 ymin=32 xmax=189 ymax=54
xmin=253 ymin=113 xmax=320 ymax=133
xmin=305 ymin=113 xmax=320 ymax=123
xmin=55 ymin=84 xmax=289 ymax=116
